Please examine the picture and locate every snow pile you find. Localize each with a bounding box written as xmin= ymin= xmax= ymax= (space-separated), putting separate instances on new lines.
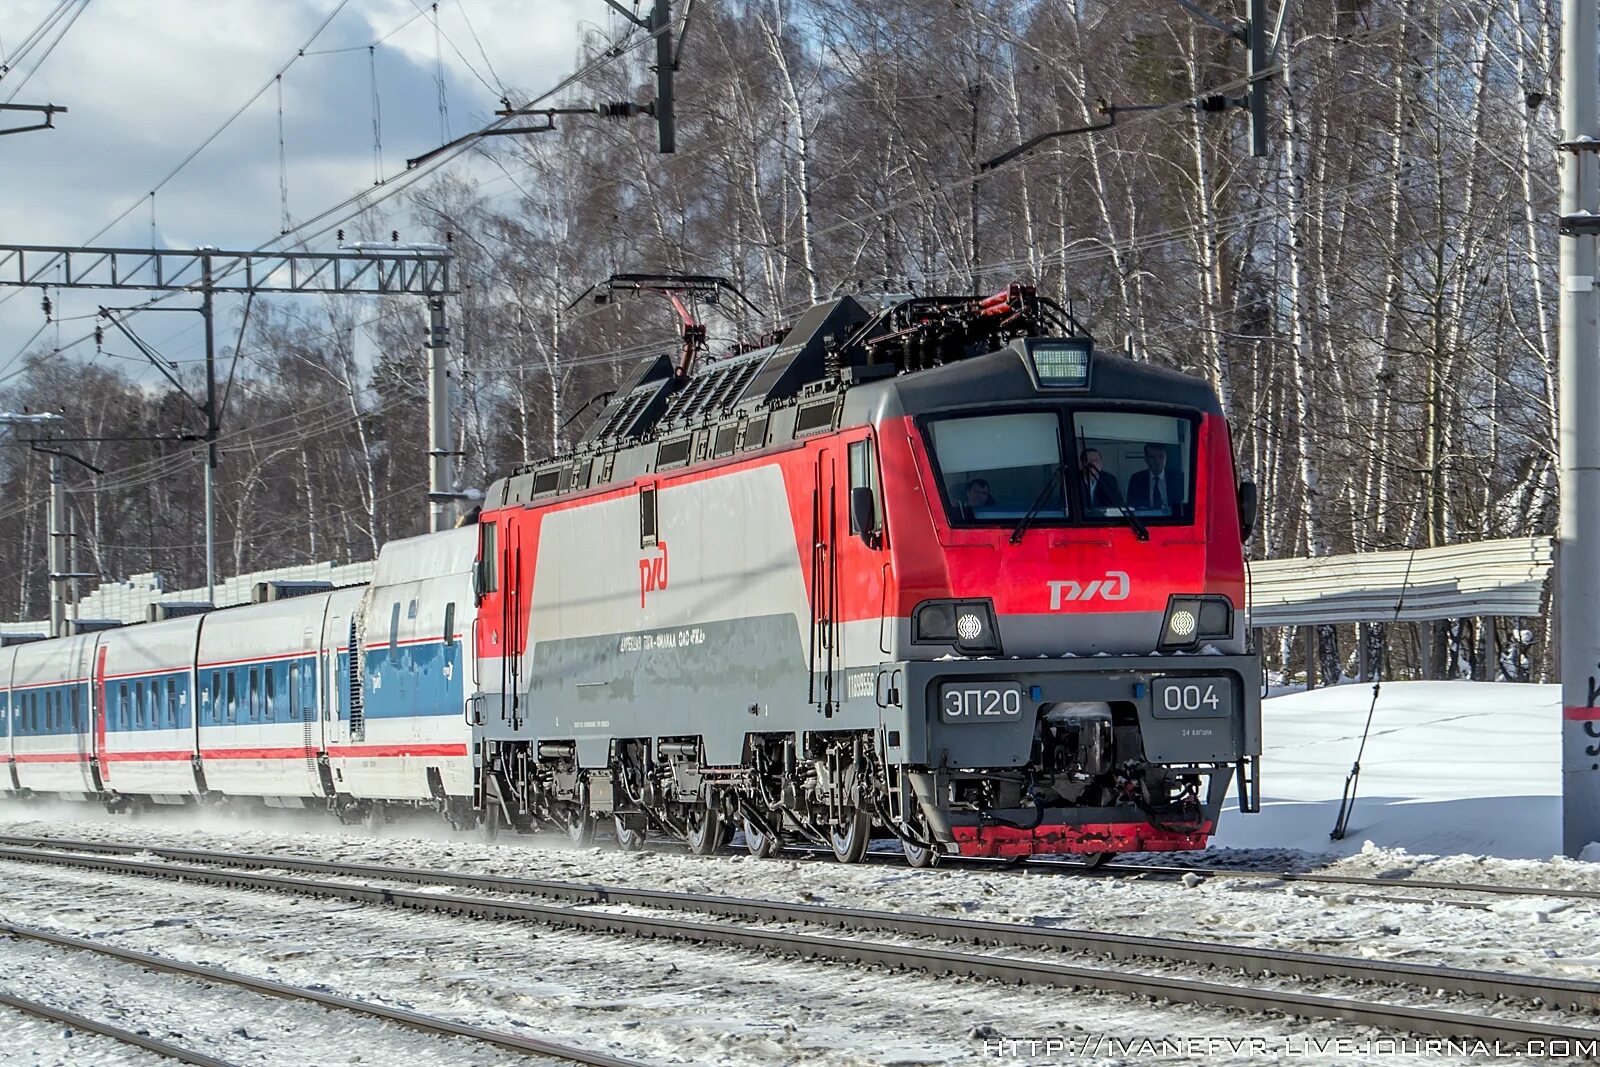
xmin=1213 ymin=680 xmax=1569 ymax=861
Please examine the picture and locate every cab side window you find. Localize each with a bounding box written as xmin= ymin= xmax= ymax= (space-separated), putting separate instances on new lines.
xmin=848 ymin=438 xmax=884 ymax=542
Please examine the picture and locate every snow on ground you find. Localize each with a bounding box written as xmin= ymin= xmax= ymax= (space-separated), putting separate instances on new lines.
xmin=1213 ymin=680 xmax=1568 ymax=861
xmin=0 ymin=850 xmax=1434 ymax=1067
xmin=1 ymin=680 xmax=1597 ymax=1064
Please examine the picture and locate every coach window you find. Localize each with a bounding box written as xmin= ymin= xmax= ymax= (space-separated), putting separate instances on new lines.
xmin=209 ymin=674 xmax=222 ymax=726
xmin=265 ymin=666 xmax=277 ymax=721
xmin=70 ymin=687 xmax=82 ymax=730
xmin=443 ymin=603 xmax=456 ymax=647
xmin=249 ymin=667 xmax=263 ymax=722
xmin=390 ymin=603 xmax=402 ymax=651
xmin=640 ymin=486 xmax=658 ymax=548
xmin=120 ymin=683 xmax=131 ymax=730
xmin=848 ymin=438 xmax=884 ymax=543
xmin=225 ymin=671 xmax=237 ymax=724
xmin=167 ymin=678 xmax=179 ymax=727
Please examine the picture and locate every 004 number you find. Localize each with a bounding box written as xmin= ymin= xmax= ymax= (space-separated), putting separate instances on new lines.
xmin=1161 ymin=683 xmax=1222 ymax=714
xmin=943 ymin=687 xmax=1022 ymax=719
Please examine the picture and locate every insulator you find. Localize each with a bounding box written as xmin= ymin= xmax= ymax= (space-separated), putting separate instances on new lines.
xmin=41 ymin=294 xmax=51 ymax=322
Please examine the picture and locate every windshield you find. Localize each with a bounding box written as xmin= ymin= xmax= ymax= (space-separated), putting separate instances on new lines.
xmin=927 ymin=412 xmax=1065 ymax=521
xmin=925 ymin=408 xmax=1196 ymax=527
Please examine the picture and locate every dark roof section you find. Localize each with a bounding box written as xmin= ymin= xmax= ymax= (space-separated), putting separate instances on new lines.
xmin=735 ymin=296 xmax=870 ymax=407
xmin=578 ymin=354 xmax=677 ymax=446
xmin=888 ymin=344 xmax=1224 ymax=417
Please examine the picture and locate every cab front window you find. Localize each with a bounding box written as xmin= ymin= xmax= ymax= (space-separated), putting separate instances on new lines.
xmin=922 ymin=407 xmax=1197 ymax=528
xmin=926 ymin=412 xmax=1064 ymax=522
xmin=1072 ymin=410 xmax=1195 ymax=522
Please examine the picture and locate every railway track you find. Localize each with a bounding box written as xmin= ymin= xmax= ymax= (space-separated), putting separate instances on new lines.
xmin=1046 ymin=857 xmax=1600 ymax=903
xmin=0 ymin=986 xmax=237 ymax=1067
xmin=2 ymin=837 xmax=1598 ymax=1051
xmin=778 ymin=842 xmax=1600 ymax=906
xmin=0 ymin=918 xmax=648 ymax=1067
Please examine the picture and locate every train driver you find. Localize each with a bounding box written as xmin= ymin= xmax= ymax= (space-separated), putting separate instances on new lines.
xmin=1080 ymin=448 xmax=1120 ymax=510
xmin=960 ymin=478 xmax=994 ymax=518
xmin=1126 ymin=442 xmax=1183 ymax=513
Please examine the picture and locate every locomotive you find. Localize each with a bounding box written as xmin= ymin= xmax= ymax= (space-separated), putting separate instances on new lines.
xmin=470 ymin=281 xmax=1262 ymax=863
xmin=0 ymin=282 xmax=1262 ymax=865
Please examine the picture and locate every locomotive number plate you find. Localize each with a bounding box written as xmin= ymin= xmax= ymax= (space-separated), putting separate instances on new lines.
xmin=1151 ymin=677 xmax=1233 ymax=719
xmin=940 ymin=682 xmax=1024 ymax=723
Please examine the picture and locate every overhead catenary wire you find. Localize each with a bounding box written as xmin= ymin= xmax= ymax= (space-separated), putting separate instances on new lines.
xmin=0 ymin=0 xmax=355 ymax=312
xmin=0 ymin=0 xmax=88 ymax=104
xmin=276 ymin=75 xmax=291 ymax=234
xmin=368 ymin=45 xmax=384 ymax=185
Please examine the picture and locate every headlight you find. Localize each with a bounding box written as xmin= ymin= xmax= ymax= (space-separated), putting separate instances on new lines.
xmin=914 ymin=599 xmax=1002 ymax=654
xmin=1160 ymin=595 xmax=1233 ymax=651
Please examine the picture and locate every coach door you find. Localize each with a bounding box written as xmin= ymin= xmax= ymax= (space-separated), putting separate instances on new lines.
xmin=842 ymin=433 xmax=889 ymax=664
xmin=472 ymin=514 xmax=525 ymax=730
xmin=83 ymin=638 xmax=105 ymax=791
xmin=810 ymin=449 xmax=841 ymax=716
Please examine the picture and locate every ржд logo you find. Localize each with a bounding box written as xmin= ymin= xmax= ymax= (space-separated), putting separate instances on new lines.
xmin=1048 ymin=571 xmax=1130 ymax=609
xmin=639 ymin=540 xmax=669 ymax=608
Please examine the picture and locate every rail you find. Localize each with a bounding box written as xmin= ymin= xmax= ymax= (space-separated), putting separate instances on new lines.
xmin=1 ymin=839 xmax=1597 ymax=1046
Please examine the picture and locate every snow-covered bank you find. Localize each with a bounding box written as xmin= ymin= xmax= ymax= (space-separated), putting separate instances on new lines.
xmin=1213 ymin=680 xmax=1570 ymax=862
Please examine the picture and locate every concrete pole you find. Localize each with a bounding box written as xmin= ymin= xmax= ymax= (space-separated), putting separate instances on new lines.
xmin=0 ymin=411 xmax=68 ymax=634
xmin=651 ymin=0 xmax=675 ymax=153
xmin=1560 ymin=0 xmax=1600 ymax=858
xmin=425 ymin=295 xmax=455 ymax=533
xmin=68 ymin=509 xmax=79 ymax=629
xmin=47 ymin=451 xmax=65 ymax=638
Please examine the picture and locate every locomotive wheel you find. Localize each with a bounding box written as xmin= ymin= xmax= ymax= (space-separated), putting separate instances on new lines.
xmin=613 ymin=816 xmax=647 ymax=852
xmin=685 ymin=804 xmax=725 ymax=856
xmin=830 ymin=807 xmax=873 ymax=864
xmin=1081 ymin=851 xmax=1118 ymax=869
xmin=480 ymin=804 xmax=502 ymax=841
xmin=561 ymin=806 xmax=596 ymax=847
xmin=742 ymin=817 xmax=782 ymax=858
xmin=902 ymin=837 xmax=939 ymax=868
xmin=900 ymin=801 xmax=939 ymax=868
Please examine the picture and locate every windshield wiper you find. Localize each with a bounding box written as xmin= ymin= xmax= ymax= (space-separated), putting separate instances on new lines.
xmin=1113 ymin=498 xmax=1151 ymax=542
xmin=1010 ymin=463 xmax=1065 ymax=544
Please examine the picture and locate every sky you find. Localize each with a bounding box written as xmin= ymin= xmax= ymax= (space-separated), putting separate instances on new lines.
xmin=0 ymin=0 xmax=600 ymax=391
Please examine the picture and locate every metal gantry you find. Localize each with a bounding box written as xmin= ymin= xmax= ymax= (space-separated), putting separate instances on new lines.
xmin=0 ymin=242 xmax=460 ymax=604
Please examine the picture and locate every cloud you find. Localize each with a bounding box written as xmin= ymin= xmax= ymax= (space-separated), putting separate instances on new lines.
xmin=0 ymin=0 xmax=593 ymax=375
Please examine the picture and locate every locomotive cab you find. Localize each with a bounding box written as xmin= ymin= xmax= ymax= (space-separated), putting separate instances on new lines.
xmin=848 ymin=336 xmax=1261 ymax=857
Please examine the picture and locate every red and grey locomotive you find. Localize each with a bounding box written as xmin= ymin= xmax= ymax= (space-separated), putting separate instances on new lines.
xmin=470 ymin=283 xmax=1262 ymax=863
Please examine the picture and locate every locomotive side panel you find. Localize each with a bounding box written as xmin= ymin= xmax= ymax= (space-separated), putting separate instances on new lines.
xmin=517 ymin=461 xmax=821 ymax=767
